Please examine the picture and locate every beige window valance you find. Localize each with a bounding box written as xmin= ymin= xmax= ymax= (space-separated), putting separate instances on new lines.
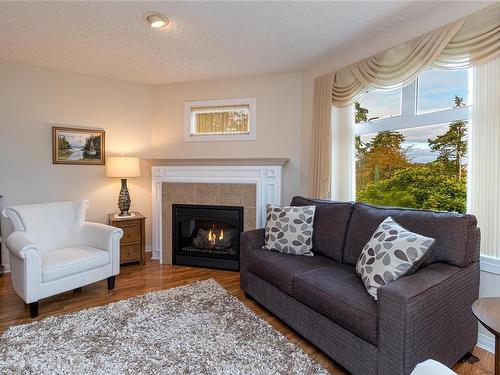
xmin=331 ymin=4 xmax=500 ymax=107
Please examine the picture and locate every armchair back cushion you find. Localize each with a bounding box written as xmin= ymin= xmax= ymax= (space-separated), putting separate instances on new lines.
xmin=343 ymin=203 xmax=479 ymax=268
xmin=4 ymin=201 xmax=88 ymax=253
xmin=290 ymin=196 xmax=353 ymax=262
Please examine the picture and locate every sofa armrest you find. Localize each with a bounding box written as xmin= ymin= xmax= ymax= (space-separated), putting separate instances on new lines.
xmin=80 ymin=222 xmax=123 ymax=275
xmin=378 ymin=262 xmax=480 ymax=375
xmin=240 ymin=228 xmax=265 ymax=291
xmin=6 ymin=231 xmax=40 ymax=259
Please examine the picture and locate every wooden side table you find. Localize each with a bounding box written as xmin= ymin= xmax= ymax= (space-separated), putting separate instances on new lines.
xmin=108 ymin=212 xmax=146 ymax=265
xmin=472 ymin=297 xmax=500 ymax=375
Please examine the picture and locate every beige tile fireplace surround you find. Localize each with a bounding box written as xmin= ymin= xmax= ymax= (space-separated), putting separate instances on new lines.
xmin=151 ymin=159 xmax=287 ymax=264
xmin=161 ymin=183 xmax=257 ymax=264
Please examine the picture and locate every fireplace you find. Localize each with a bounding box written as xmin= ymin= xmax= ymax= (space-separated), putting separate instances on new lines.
xmin=172 ymin=204 xmax=244 ymax=271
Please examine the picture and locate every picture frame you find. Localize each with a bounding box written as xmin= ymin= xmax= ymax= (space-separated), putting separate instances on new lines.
xmin=52 ymin=126 xmax=105 ymax=165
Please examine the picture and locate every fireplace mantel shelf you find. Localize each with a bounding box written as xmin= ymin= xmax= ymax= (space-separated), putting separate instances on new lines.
xmin=146 ymin=158 xmax=289 ymax=166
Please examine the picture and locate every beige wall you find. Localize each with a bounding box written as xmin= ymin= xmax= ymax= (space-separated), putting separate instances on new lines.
xmin=0 ymin=64 xmax=304 ymax=268
xmin=0 ymin=60 xmax=152 ymax=266
xmin=150 ymin=72 xmax=304 ymax=203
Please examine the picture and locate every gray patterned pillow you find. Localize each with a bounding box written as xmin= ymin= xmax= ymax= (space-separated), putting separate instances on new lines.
xmin=263 ymin=204 xmax=316 ymax=256
xmin=356 ymin=216 xmax=435 ymax=300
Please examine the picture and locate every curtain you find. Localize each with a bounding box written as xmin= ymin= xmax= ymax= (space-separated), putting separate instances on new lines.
xmin=468 ymin=56 xmax=500 ymax=258
xmin=331 ymin=105 xmax=355 ymax=201
xmin=312 ymin=73 xmax=334 ymax=199
xmin=433 ymin=7 xmax=500 ymax=69
xmin=331 ymin=4 xmax=499 ymax=106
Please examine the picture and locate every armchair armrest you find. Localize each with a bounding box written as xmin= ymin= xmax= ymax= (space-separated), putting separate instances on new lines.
xmin=80 ymin=222 xmax=123 ymax=275
xmin=6 ymin=231 xmax=40 ymax=259
xmin=240 ymin=228 xmax=265 ymax=291
xmin=79 ymin=222 xmax=123 ymax=251
xmin=378 ymin=262 xmax=480 ymax=375
xmin=5 ymin=231 xmax=41 ymax=303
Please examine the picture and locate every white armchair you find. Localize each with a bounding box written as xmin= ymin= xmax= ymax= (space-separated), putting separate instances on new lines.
xmin=2 ymin=200 xmax=123 ymax=318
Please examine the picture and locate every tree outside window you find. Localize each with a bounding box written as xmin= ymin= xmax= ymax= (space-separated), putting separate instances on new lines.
xmin=354 ymin=69 xmax=469 ymax=213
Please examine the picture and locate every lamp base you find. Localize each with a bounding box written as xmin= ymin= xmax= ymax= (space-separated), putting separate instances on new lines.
xmin=114 ymin=212 xmax=136 ymax=219
xmin=117 ymin=178 xmax=132 ymax=216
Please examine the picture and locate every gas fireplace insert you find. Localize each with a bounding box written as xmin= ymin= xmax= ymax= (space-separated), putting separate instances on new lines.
xmin=172 ymin=204 xmax=244 ymax=271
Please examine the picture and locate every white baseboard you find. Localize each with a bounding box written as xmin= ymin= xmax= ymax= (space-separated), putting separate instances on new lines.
xmin=151 ymin=250 xmax=160 ymax=260
xmin=477 ymin=332 xmax=495 ymax=353
xmin=147 ymin=246 xmax=160 ymax=260
xmin=480 ymin=255 xmax=500 ymax=275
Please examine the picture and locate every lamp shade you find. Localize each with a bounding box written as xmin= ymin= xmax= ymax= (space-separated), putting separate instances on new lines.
xmin=106 ymin=157 xmax=141 ymax=178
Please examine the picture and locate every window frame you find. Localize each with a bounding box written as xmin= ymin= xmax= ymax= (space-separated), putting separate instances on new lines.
xmin=353 ymin=80 xmax=471 ymax=137
xmin=184 ymin=97 xmax=256 ymax=142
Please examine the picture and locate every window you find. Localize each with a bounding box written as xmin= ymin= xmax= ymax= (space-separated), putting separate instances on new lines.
xmin=417 ymin=69 xmax=469 ymax=114
xmin=184 ymin=98 xmax=256 ymax=142
xmin=356 ymin=89 xmax=402 ymax=122
xmin=354 ymin=68 xmax=471 ymax=213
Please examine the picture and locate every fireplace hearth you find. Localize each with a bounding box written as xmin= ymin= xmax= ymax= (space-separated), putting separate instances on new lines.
xmin=172 ymin=204 xmax=244 ymax=271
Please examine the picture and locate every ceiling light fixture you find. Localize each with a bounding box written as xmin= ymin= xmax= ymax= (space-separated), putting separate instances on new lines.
xmin=145 ymin=12 xmax=169 ymax=28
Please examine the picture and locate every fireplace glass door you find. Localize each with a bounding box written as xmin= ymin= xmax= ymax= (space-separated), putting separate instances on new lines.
xmin=172 ymin=204 xmax=243 ymax=271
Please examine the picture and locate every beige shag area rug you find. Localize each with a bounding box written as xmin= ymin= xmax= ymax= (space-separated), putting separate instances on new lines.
xmin=0 ymin=279 xmax=327 ymax=375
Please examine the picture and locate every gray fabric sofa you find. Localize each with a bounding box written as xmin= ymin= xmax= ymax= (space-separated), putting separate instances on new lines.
xmin=240 ymin=196 xmax=480 ymax=375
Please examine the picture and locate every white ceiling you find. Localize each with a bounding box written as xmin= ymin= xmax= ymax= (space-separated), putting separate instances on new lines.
xmin=0 ymin=1 xmax=490 ymax=85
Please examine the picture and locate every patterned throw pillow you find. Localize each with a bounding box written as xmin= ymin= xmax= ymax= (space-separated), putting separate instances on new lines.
xmin=356 ymin=216 xmax=435 ymax=300
xmin=263 ymin=204 xmax=316 ymax=256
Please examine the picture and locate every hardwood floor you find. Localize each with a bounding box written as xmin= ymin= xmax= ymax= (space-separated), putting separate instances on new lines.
xmin=0 ymin=255 xmax=494 ymax=374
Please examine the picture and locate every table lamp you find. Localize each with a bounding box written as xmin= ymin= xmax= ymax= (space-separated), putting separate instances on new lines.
xmin=106 ymin=156 xmax=141 ymax=217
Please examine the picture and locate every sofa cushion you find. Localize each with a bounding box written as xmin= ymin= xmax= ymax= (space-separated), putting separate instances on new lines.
xmin=356 ymin=217 xmax=435 ymax=300
xmin=263 ymin=204 xmax=316 ymax=256
xmin=294 ymin=265 xmax=378 ymax=345
xmin=42 ymin=246 xmax=110 ymax=283
xmin=247 ymin=248 xmax=338 ymax=296
xmin=344 ymin=202 xmax=478 ymax=268
xmin=290 ymin=196 xmax=353 ymax=262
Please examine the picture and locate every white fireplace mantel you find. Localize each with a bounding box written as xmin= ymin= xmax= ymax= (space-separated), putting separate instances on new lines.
xmin=151 ymin=163 xmax=285 ymax=262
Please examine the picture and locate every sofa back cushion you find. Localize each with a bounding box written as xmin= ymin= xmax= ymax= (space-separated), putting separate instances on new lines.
xmin=343 ymin=202 xmax=479 ymax=268
xmin=290 ymin=196 xmax=353 ymax=261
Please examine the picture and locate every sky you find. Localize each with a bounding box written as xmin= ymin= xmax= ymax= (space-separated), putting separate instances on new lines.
xmin=358 ymin=68 xmax=469 ymax=163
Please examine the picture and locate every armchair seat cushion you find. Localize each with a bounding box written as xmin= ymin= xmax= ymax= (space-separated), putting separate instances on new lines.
xmin=247 ymin=248 xmax=338 ymax=295
xmin=41 ymin=246 xmax=110 ymax=283
xmin=294 ymin=265 xmax=378 ymax=345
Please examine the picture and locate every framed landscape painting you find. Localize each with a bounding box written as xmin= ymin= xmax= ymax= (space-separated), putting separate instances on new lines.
xmin=52 ymin=126 xmax=105 ymax=165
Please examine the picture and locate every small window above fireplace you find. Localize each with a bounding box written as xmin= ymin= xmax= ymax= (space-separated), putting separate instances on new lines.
xmin=172 ymin=204 xmax=244 ymax=271
xmin=184 ymin=98 xmax=256 ymax=142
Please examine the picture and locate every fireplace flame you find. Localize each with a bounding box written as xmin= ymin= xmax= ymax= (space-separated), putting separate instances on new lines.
xmin=207 ymin=228 xmax=224 ymax=243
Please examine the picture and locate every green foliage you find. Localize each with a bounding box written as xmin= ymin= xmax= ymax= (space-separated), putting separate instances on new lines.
xmin=355 ymin=95 xmax=468 ymax=213
xmin=357 ymin=162 xmax=467 ymax=213
xmin=58 ymin=135 xmax=71 ymax=150
xmin=428 ymin=96 xmax=467 ymax=179
xmin=357 ymin=130 xmax=410 ymax=187
xmin=355 ymin=102 xmax=368 ymax=123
